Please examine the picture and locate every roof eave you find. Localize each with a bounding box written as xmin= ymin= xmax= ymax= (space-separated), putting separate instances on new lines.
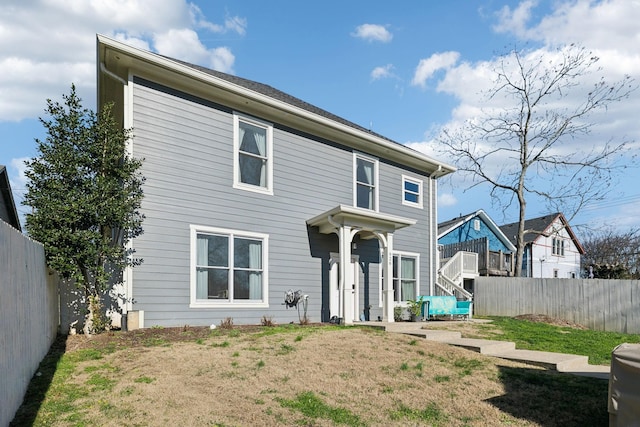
xmin=97 ymin=35 xmax=456 ymax=177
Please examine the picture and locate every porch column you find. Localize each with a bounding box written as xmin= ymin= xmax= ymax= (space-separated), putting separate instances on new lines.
xmin=382 ymin=232 xmax=394 ymax=322
xmin=339 ymin=225 xmax=355 ymax=324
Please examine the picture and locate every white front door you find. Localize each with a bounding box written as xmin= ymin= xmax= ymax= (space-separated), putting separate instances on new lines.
xmin=329 ymin=253 xmax=360 ymax=322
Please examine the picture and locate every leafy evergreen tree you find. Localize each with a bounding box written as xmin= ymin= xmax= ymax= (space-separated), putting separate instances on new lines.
xmin=23 ymin=85 xmax=144 ymax=333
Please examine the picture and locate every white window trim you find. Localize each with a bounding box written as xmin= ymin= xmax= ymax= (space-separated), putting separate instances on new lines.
xmin=401 ymin=175 xmax=423 ymax=209
xmin=353 ymin=152 xmax=379 ymax=212
xmin=379 ymin=250 xmax=420 ymax=306
xmin=190 ymin=224 xmax=269 ymax=308
xmin=233 ymin=112 xmax=274 ymax=195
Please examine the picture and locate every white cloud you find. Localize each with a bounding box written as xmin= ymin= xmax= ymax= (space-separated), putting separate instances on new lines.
xmin=411 ymin=51 xmax=460 ymax=88
xmin=0 ymin=0 xmax=245 ymax=122
xmin=9 ymin=157 xmax=28 ymax=189
xmin=154 ymin=29 xmax=235 ymax=73
xmin=351 ymin=24 xmax=393 ymax=43
xmin=492 ymin=0 xmax=538 ymax=38
xmin=494 ymin=0 xmax=640 ymax=54
xmin=370 ymin=64 xmax=395 ymax=81
xmin=438 ymin=193 xmax=457 ymax=207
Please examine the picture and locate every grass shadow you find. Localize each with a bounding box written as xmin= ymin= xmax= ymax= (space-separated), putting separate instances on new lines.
xmin=10 ymin=334 xmax=68 ymax=426
xmin=486 ymin=365 xmax=608 ymax=426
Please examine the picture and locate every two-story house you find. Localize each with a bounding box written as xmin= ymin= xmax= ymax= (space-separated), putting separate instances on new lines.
xmin=500 ymin=212 xmax=584 ymax=278
xmin=97 ymin=35 xmax=455 ymax=327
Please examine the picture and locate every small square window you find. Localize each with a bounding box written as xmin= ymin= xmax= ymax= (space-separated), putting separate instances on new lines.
xmin=402 ymin=175 xmax=423 ymax=209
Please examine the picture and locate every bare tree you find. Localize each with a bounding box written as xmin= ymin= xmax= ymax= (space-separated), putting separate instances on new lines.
xmin=438 ymin=44 xmax=635 ymax=276
xmin=581 ymin=228 xmax=640 ymax=279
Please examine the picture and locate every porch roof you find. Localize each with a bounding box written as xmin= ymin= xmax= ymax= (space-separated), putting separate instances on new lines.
xmin=307 ymin=205 xmax=416 ymax=237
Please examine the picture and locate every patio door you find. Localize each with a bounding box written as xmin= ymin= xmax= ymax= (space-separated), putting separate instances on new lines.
xmin=329 ymin=253 xmax=360 ymax=322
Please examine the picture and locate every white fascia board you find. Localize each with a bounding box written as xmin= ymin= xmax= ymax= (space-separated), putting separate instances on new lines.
xmin=97 ymin=34 xmax=455 ymax=177
xmin=476 ymin=210 xmax=517 ymax=252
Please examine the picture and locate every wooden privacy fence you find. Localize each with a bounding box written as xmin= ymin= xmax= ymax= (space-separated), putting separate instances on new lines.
xmin=474 ymin=277 xmax=640 ymax=334
xmin=0 ymin=220 xmax=59 ymax=427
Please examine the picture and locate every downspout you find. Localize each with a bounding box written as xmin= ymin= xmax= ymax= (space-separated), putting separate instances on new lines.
xmin=429 ymin=176 xmax=434 ymax=296
xmin=100 ymin=62 xmax=128 ymax=86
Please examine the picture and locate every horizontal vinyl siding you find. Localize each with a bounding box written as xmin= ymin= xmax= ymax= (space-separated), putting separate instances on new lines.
xmin=130 ymin=79 xmax=432 ymax=326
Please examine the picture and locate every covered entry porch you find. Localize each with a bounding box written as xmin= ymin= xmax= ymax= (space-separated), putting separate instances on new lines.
xmin=307 ymin=205 xmax=416 ymax=324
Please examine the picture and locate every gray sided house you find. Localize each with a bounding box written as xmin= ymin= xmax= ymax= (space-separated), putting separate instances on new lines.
xmin=0 ymin=165 xmax=21 ymax=231
xmin=97 ymin=35 xmax=455 ymax=328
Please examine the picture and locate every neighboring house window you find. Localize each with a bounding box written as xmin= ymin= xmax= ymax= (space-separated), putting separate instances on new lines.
xmin=233 ymin=113 xmax=273 ymax=195
xmin=473 ymin=219 xmax=481 ymax=231
xmin=552 ymin=237 xmax=565 ymax=256
xmin=354 ymin=153 xmax=378 ymax=210
xmin=190 ymin=225 xmax=268 ymax=308
xmin=393 ymin=253 xmax=419 ymax=303
xmin=402 ymin=175 xmax=423 ymax=208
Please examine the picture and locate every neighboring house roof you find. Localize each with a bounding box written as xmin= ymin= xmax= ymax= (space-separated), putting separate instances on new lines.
xmin=0 ymin=165 xmax=21 ymax=231
xmin=97 ymin=34 xmax=456 ymax=178
xmin=438 ymin=209 xmax=516 ymax=252
xmin=500 ymin=212 xmax=585 ymax=254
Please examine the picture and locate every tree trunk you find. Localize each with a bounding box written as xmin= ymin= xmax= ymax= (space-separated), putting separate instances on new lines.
xmin=514 ymin=190 xmax=527 ymax=277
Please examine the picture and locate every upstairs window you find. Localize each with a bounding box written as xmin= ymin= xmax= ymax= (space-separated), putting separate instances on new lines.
xmin=552 ymin=237 xmax=565 ymax=256
xmin=402 ymin=175 xmax=423 ymax=208
xmin=233 ymin=113 xmax=273 ymax=195
xmin=354 ymin=154 xmax=378 ymax=210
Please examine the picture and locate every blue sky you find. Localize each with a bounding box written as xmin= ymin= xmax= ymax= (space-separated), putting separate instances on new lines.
xmin=2 ymin=0 xmax=639 ymax=236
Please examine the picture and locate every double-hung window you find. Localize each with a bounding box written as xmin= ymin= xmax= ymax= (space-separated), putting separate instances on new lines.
xmin=552 ymin=237 xmax=565 ymax=256
xmin=233 ymin=113 xmax=273 ymax=195
xmin=190 ymin=225 xmax=268 ymax=307
xmin=402 ymin=175 xmax=423 ymax=208
xmin=354 ymin=153 xmax=378 ymax=210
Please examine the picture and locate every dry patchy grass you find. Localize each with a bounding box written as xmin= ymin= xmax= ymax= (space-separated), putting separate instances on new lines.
xmin=14 ymin=325 xmax=608 ymax=426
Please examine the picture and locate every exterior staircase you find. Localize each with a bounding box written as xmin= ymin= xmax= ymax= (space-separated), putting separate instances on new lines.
xmin=436 ymin=251 xmax=477 ymax=300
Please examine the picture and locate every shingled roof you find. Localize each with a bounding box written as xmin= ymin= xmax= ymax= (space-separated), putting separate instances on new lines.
xmin=500 ymin=212 xmax=563 ymax=245
xmin=167 ymin=56 xmax=397 ymax=145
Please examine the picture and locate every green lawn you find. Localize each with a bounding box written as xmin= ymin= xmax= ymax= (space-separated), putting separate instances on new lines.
xmin=471 ymin=316 xmax=640 ymax=365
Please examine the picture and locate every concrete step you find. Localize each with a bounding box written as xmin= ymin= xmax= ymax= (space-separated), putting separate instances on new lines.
xmin=439 ymin=337 xmax=516 ymax=354
xmin=489 ymin=349 xmax=589 ymax=371
xmin=382 ymin=324 xmax=463 ymax=341
xmin=407 ymin=330 xmax=462 ymax=341
xmin=357 ymin=322 xmax=610 ymax=379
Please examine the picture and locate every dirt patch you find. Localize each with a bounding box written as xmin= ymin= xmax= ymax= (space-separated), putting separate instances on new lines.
xmin=514 ymin=314 xmax=588 ymax=330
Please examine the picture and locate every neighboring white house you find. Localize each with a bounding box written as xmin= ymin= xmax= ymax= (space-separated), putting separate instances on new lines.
xmin=500 ymin=212 xmax=584 ymax=278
